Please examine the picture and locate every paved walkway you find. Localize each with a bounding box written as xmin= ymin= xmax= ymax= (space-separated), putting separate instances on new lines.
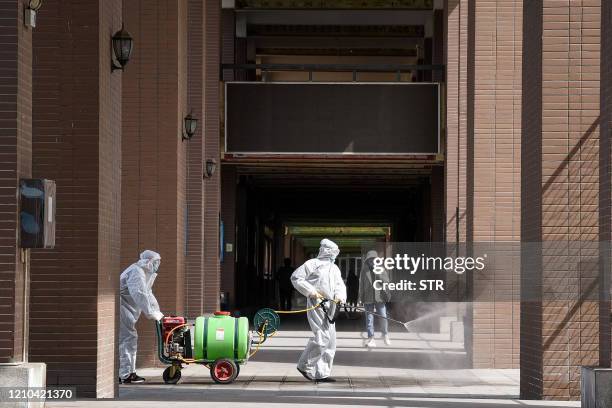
xmin=47 ymin=320 xmax=579 ymax=407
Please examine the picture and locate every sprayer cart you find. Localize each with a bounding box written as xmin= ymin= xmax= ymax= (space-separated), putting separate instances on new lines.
xmin=156 ymin=312 xmax=266 ymax=384
xmin=155 ymin=301 xmax=343 ymax=385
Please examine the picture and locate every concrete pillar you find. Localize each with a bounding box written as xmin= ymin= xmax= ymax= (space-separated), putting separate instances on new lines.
xmin=30 ymin=0 xmax=122 ymax=397
xmin=521 ymin=0 xmax=606 ymax=400
xmin=121 ymin=0 xmax=188 ymax=368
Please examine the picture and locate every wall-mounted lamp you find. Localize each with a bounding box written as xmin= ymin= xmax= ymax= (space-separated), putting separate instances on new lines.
xmin=24 ymin=0 xmax=43 ymax=28
xmin=111 ymin=24 xmax=133 ymax=72
xmin=204 ymin=159 xmax=217 ymax=179
xmin=183 ymin=113 xmax=198 ymax=140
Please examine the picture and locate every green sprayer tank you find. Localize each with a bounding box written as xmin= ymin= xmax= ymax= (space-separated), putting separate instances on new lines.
xmin=193 ymin=312 xmax=250 ymax=362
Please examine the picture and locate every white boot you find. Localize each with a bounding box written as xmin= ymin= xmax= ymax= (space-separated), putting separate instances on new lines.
xmin=365 ymin=337 xmax=376 ymax=348
xmin=383 ymin=334 xmax=391 ymax=346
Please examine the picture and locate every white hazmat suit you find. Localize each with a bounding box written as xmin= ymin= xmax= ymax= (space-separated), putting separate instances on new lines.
xmin=291 ymin=239 xmax=347 ymax=380
xmin=119 ymin=250 xmax=164 ymax=380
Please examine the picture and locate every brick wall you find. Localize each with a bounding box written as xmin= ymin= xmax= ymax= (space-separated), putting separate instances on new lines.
xmin=446 ymin=0 xmax=522 ymax=369
xmin=445 ymin=0 xmax=469 ymax=354
xmin=121 ymin=0 xmax=188 ymax=368
xmin=469 ymin=0 xmax=523 ymax=369
xmin=176 ymin=0 xmax=187 ymax=327
xmin=185 ymin=0 xmax=205 ymax=319
xmin=600 ymin=0 xmax=612 ymax=368
xmin=0 ymin=0 xmax=31 ymax=364
xmin=203 ymin=0 xmax=221 ymax=313
xmin=97 ymin=0 xmax=122 ymax=397
xmin=446 ymin=0 xmax=469 ymax=245
xmin=599 ymin=2 xmax=612 ymax=245
xmin=521 ymin=0 xmax=605 ymax=400
xmin=30 ymin=0 xmax=122 ymax=397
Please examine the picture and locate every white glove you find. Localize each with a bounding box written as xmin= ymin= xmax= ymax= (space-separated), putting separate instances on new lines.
xmin=152 ymin=311 xmax=164 ymax=321
xmin=309 ymin=291 xmax=323 ymax=299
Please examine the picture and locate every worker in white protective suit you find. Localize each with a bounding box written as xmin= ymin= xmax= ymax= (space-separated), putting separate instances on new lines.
xmin=119 ymin=250 xmax=164 ymax=383
xmin=291 ymin=239 xmax=347 ymax=383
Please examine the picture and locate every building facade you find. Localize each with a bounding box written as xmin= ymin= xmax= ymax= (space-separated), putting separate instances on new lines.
xmin=0 ymin=0 xmax=610 ymax=401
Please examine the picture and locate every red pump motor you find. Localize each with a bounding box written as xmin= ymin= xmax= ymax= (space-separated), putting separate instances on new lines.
xmin=161 ymin=316 xmax=192 ymax=359
xmin=161 ymin=316 xmax=186 ymax=339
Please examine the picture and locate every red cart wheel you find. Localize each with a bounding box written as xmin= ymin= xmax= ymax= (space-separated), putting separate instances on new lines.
xmin=210 ymin=359 xmax=238 ymax=384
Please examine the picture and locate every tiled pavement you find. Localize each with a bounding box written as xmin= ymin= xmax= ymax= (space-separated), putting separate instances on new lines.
xmin=47 ymin=325 xmax=578 ymax=407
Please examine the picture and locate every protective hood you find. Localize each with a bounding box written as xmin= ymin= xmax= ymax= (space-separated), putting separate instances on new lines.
xmin=137 ymin=250 xmax=161 ymax=275
xmin=365 ymin=250 xmax=379 ymax=260
xmin=317 ymin=239 xmax=340 ymax=261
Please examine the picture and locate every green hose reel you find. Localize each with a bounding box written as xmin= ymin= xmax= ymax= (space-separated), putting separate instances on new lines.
xmin=253 ymin=308 xmax=280 ymax=336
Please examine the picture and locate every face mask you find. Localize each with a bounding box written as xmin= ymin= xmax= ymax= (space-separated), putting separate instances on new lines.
xmin=151 ymin=260 xmax=160 ymax=273
xmin=148 ymin=272 xmax=157 ymax=289
xmin=330 ymin=248 xmax=339 ymax=261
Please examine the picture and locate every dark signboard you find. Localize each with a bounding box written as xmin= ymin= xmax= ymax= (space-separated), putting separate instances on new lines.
xmin=225 ymin=82 xmax=439 ymax=155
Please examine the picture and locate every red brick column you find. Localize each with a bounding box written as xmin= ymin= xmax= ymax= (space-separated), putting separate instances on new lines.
xmin=445 ymin=0 xmax=471 ymax=366
xmin=203 ymin=0 xmax=221 ymax=313
xmin=0 ymin=0 xmax=31 ymax=364
xmin=30 ymin=0 xmax=122 ymax=397
xmin=521 ymin=0 xmax=606 ymax=400
xmin=469 ymin=0 xmax=523 ymax=369
xmin=445 ymin=0 xmax=469 ymax=245
xmin=185 ymin=0 xmax=205 ymax=319
xmin=446 ymin=0 xmax=522 ymax=369
xmin=599 ymin=0 xmax=612 ymax=368
xmin=121 ymin=0 xmax=188 ymax=368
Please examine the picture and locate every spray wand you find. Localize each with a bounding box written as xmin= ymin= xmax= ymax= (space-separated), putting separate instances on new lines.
xmin=352 ymin=306 xmax=414 ymax=331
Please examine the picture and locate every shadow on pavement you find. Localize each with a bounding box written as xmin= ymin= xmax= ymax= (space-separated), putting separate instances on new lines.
xmin=117 ymin=388 xmax=573 ymax=408
xmin=251 ymin=348 xmax=469 ymax=369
